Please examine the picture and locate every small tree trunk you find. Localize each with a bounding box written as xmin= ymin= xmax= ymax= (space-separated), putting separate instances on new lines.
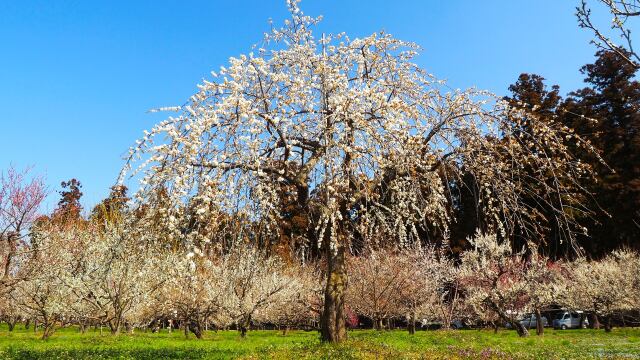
xmin=493 ymin=322 xmax=498 ymax=334
xmin=41 ymin=319 xmax=55 ymax=340
xmin=24 ymin=319 xmax=30 ymax=330
xmin=407 ymin=311 xmax=416 ymax=335
xmin=489 ymin=300 xmax=529 ymax=337
xmin=604 ymin=315 xmax=612 ymax=333
xmin=320 ymin=245 xmax=347 ymax=343
xmin=282 ymin=326 xmax=288 ymax=336
xmin=535 ymin=309 xmax=544 ymax=336
xmin=592 ymin=313 xmax=601 ymax=329
xmin=513 ymin=321 xmax=529 ymax=337
xmin=239 ymin=315 xmax=250 ymax=338
xmin=109 ymin=321 xmax=120 ymax=335
xmin=188 ymin=320 xmax=203 ymax=339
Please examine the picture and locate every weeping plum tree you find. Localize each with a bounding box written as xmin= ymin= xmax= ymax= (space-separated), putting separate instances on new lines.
xmin=121 ymin=0 xmax=594 ymax=342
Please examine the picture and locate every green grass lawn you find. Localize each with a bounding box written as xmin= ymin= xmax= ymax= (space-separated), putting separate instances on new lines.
xmin=0 ymin=325 xmax=639 ymax=359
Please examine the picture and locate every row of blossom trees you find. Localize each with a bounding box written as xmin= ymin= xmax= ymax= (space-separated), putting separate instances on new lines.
xmin=346 ymin=232 xmax=640 ymax=338
xmin=1 ymin=217 xmax=322 ymax=339
xmin=0 ymin=166 xmax=638 ymax=339
xmin=2 ymin=219 xmax=639 ymax=340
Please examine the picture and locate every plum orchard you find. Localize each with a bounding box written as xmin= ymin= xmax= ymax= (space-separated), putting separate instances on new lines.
xmin=121 ymin=0 xmax=599 ymax=342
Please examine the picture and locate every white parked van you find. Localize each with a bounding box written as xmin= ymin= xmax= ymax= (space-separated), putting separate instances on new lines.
xmin=552 ymin=311 xmax=589 ymax=329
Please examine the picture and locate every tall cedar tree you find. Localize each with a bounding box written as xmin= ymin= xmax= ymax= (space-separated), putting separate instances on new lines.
xmin=562 ymin=50 xmax=640 ymax=255
xmin=507 ymin=51 xmax=640 ymax=256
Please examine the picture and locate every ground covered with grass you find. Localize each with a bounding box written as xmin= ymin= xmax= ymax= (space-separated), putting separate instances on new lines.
xmin=0 ymin=326 xmax=639 ymax=359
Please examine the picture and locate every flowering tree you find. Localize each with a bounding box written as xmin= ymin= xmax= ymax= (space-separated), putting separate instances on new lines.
xmin=567 ymin=251 xmax=636 ymax=331
xmin=121 ymin=0 xmax=594 ymax=342
xmin=162 ymin=253 xmax=227 ymax=338
xmin=13 ymin=226 xmax=77 ymax=339
xmin=266 ymin=263 xmax=323 ymax=334
xmin=458 ymin=231 xmax=532 ymax=337
xmin=523 ymin=253 xmax=567 ymax=335
xmin=0 ymin=166 xmax=46 ymax=293
xmin=346 ymin=250 xmax=411 ymax=330
xmin=0 ymin=287 xmax=22 ymax=331
xmin=404 ymin=249 xmax=459 ymax=332
xmin=215 ymin=246 xmax=293 ymax=337
xmin=69 ymin=222 xmax=167 ymax=335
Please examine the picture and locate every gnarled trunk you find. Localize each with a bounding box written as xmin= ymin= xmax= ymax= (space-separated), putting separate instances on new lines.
xmin=109 ymin=318 xmax=121 ymax=335
xmin=535 ymin=309 xmax=544 ymax=336
xmin=488 ymin=299 xmax=529 ymax=337
xmin=188 ymin=320 xmax=203 ymax=339
xmin=320 ymin=245 xmax=347 ymax=342
xmin=41 ymin=316 xmax=56 ymax=340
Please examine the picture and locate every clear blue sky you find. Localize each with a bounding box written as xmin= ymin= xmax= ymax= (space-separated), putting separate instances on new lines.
xmin=0 ymin=0 xmax=604 ymax=212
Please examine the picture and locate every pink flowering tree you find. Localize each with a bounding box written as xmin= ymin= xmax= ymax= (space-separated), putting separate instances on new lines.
xmin=0 ymin=166 xmax=46 ymax=293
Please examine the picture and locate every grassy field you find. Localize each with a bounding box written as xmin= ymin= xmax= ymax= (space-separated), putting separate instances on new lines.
xmin=0 ymin=325 xmax=639 ymax=359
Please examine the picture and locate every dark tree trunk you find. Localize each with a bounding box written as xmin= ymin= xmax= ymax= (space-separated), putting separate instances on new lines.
xmin=7 ymin=318 xmax=16 ymax=332
xmin=41 ymin=319 xmax=55 ymax=340
xmin=604 ymin=315 xmax=612 ymax=332
xmin=188 ymin=320 xmax=203 ymax=339
xmin=24 ymin=319 xmax=30 ymax=330
xmin=535 ymin=309 xmax=544 ymax=336
xmin=109 ymin=321 xmax=120 ymax=335
xmin=407 ymin=311 xmax=416 ymax=335
xmin=513 ymin=320 xmax=529 ymax=337
xmin=592 ymin=313 xmax=601 ymax=329
xmin=489 ymin=300 xmax=529 ymax=337
xmin=2 ymin=233 xmax=17 ymax=280
xmin=320 ymin=245 xmax=347 ymax=343
xmin=239 ymin=315 xmax=250 ymax=338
